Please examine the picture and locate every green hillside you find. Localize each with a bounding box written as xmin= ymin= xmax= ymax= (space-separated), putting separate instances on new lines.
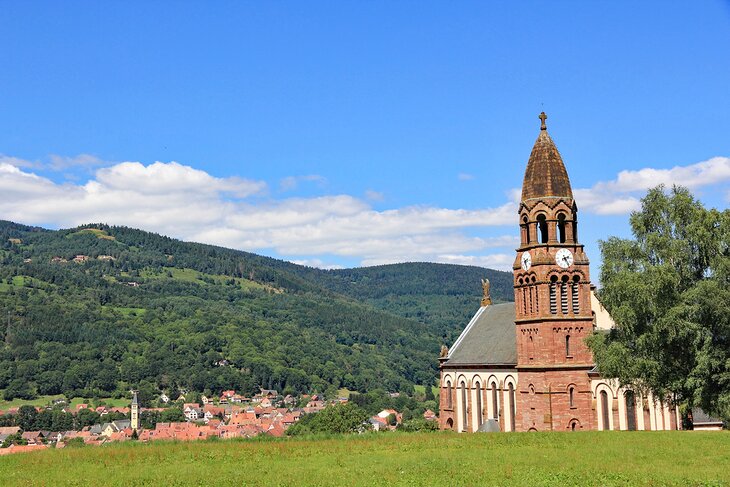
xmin=0 ymin=220 xmax=512 ymax=402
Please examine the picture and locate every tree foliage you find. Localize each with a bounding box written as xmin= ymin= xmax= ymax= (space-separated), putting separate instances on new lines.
xmin=588 ymin=186 xmax=730 ymax=421
xmin=0 ymin=220 xmax=509 ymax=401
xmin=286 ymin=403 xmax=370 ymax=435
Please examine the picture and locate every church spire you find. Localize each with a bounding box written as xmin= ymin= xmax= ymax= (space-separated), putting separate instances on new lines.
xmin=521 ymin=112 xmax=573 ymax=203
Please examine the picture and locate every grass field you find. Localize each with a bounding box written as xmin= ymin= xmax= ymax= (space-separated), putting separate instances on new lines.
xmin=0 ymin=431 xmax=727 ymax=486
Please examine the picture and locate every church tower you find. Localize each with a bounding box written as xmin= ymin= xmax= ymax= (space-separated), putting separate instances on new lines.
xmin=131 ymin=390 xmax=140 ymax=431
xmin=513 ymin=112 xmax=595 ymax=431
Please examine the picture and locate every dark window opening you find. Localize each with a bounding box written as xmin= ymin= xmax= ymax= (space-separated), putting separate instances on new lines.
xmin=491 ymin=382 xmax=498 ymax=419
xmin=565 ymin=335 xmax=571 ymax=357
xmin=508 ymin=383 xmax=516 ymax=431
xmin=475 ymin=382 xmax=483 ymax=427
xmin=523 ymin=216 xmax=530 ymax=244
xmin=461 ymin=381 xmax=468 ymax=430
xmin=569 ymin=387 xmax=575 ymax=407
xmin=447 ymin=381 xmax=452 ymax=408
xmin=625 ymin=391 xmax=637 ymax=431
xmin=557 ymin=214 xmax=567 ymax=243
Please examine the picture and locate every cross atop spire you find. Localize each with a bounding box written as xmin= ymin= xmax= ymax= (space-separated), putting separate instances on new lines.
xmin=539 ymin=111 xmax=547 ymax=130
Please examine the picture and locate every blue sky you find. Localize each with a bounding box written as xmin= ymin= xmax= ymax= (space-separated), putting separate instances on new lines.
xmin=1 ymin=2 xmax=729 ymax=273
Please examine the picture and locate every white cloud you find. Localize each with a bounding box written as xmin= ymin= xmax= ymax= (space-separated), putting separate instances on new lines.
xmin=575 ymin=156 xmax=730 ymax=215
xmin=279 ymin=174 xmax=327 ymax=192
xmin=289 ymin=259 xmax=344 ymax=270
xmin=365 ymin=190 xmax=385 ymax=202
xmin=0 ymin=155 xmax=41 ymax=169
xmin=0 ymin=159 xmax=517 ymax=270
xmin=7 ymin=153 xmax=724 ymax=270
xmin=458 ymin=172 xmax=475 ymax=181
xmin=48 ymin=154 xmax=107 ymax=171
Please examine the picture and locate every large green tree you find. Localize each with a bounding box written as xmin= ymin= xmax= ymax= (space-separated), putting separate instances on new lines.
xmin=588 ymin=186 xmax=730 ymax=422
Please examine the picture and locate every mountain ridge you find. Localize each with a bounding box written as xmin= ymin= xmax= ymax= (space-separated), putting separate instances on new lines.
xmin=0 ymin=220 xmax=513 ymax=401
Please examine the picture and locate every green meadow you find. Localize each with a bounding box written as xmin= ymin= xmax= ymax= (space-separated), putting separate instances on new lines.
xmin=1 ymin=431 xmax=728 ymax=486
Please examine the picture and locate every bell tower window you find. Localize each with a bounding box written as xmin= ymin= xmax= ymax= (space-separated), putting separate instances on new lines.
xmin=549 ymin=276 xmax=557 ymax=315
xmin=557 ymin=213 xmax=566 ymax=243
xmin=523 ymin=216 xmax=530 ymax=245
xmin=537 ymin=214 xmax=548 ymax=244
xmin=561 ymin=276 xmax=569 ymax=314
xmin=571 ymin=276 xmax=580 ymax=313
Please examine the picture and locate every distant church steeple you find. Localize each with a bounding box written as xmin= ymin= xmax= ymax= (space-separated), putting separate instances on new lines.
xmin=131 ymin=390 xmax=140 ymax=431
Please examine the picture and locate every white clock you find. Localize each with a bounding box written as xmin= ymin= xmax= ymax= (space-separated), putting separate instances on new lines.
xmin=555 ymin=248 xmax=574 ymax=269
xmin=520 ymin=251 xmax=532 ymax=271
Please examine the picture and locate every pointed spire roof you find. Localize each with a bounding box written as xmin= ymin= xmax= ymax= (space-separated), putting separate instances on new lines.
xmin=521 ymin=112 xmax=573 ymax=202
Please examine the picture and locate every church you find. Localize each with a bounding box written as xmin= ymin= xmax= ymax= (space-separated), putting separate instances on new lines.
xmin=438 ymin=113 xmax=680 ymax=433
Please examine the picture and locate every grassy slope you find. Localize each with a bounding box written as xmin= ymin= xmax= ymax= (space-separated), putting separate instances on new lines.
xmin=0 ymin=432 xmax=727 ymax=486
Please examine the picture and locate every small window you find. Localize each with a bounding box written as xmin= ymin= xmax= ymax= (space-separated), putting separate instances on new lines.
xmin=508 ymin=383 xmax=516 ymax=431
xmin=565 ymin=335 xmax=571 ymax=357
xmin=491 ymin=382 xmax=499 ymax=419
xmin=523 ymin=216 xmax=530 ymax=244
xmin=460 ymin=381 xmax=469 ymax=431
xmin=447 ymin=381 xmax=453 ymax=409
xmin=537 ymin=214 xmax=548 ymax=243
xmin=557 ymin=213 xmax=567 ymax=243
xmin=569 ymin=386 xmax=575 ymax=407
xmin=475 ymin=381 xmax=483 ymax=427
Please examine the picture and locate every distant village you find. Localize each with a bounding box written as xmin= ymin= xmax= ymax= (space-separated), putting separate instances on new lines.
xmin=0 ymin=389 xmax=438 ymax=455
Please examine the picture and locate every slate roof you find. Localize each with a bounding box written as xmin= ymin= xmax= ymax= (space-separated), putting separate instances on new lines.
xmin=521 ymin=113 xmax=573 ymax=202
xmin=692 ymin=408 xmax=724 ymax=425
xmin=442 ymin=303 xmax=516 ymax=367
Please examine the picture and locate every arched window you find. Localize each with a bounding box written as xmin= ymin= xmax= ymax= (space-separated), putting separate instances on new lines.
xmin=508 ymin=382 xmax=516 ymax=431
xmin=528 ymin=335 xmax=534 ymax=361
xmin=571 ymin=275 xmax=580 ymax=313
xmin=557 ymin=213 xmax=566 ymax=243
xmin=475 ymin=381 xmax=483 ymax=427
xmin=625 ymin=391 xmax=637 ymax=431
xmin=549 ymin=276 xmax=557 ymax=315
xmin=571 ymin=421 xmax=577 ymax=431
xmin=537 ymin=214 xmax=548 ymax=243
xmin=600 ymin=390 xmax=610 ymax=430
xmin=561 ymin=276 xmax=569 ymax=314
xmin=491 ymin=382 xmax=499 ymax=419
xmin=446 ymin=381 xmax=453 ymax=409
xmin=569 ymin=386 xmax=575 ymax=407
xmin=572 ymin=218 xmax=578 ymax=243
xmin=565 ymin=335 xmax=571 ymax=357
xmin=460 ymin=381 xmax=468 ymax=431
xmin=523 ymin=216 xmax=530 ymax=244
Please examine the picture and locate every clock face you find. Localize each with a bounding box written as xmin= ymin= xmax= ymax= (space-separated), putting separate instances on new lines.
xmin=521 ymin=251 xmax=532 ymax=271
xmin=555 ymin=248 xmax=574 ymax=269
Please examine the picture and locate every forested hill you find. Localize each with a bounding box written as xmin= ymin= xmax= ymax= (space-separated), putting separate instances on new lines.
xmin=0 ymin=220 xmax=512 ymax=402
